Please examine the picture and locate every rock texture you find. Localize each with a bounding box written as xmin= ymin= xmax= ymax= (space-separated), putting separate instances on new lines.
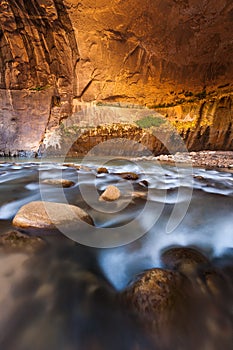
xmin=0 ymin=0 xmax=233 ymax=155
xmin=66 ymin=123 xmax=167 ymax=157
xmin=161 ymin=247 xmax=209 ymax=274
xmin=122 ymin=268 xmax=190 ymax=330
xmin=12 ymin=201 xmax=94 ymax=229
xmin=67 ymin=0 xmax=233 ymax=104
xmin=99 ymin=185 xmax=121 ymax=202
xmin=0 ymin=0 xmax=79 ymax=155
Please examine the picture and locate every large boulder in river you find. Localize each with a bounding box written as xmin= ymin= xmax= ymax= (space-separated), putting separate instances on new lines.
xmin=122 ymin=268 xmax=190 ymax=329
xmin=12 ymin=201 xmax=94 ymax=229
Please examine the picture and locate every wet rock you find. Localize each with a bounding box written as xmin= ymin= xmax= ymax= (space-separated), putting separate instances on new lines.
xmin=64 ymin=163 xmax=81 ymax=169
xmin=132 ymin=191 xmax=147 ymax=199
xmin=97 ymin=167 xmax=109 ymax=174
xmin=99 ymin=185 xmax=121 ymax=202
xmin=63 ymin=164 xmax=91 ymax=172
xmin=161 ymin=247 xmax=210 ymax=274
xmin=196 ymin=267 xmax=230 ymax=298
xmin=41 ymin=179 xmax=75 ymax=188
xmin=12 ymin=201 xmax=94 ymax=229
xmin=0 ymin=230 xmax=45 ymax=253
xmin=161 ymin=247 xmax=229 ymax=298
xmin=194 ymin=175 xmax=206 ymax=182
xmin=115 ymin=172 xmax=139 ymax=180
xmin=139 ymin=180 xmax=149 ymax=187
xmin=122 ymin=268 xmax=189 ymax=327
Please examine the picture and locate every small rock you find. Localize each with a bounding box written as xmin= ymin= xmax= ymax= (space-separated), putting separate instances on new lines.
xmin=193 ymin=175 xmax=206 ymax=182
xmin=99 ymin=185 xmax=121 ymax=201
xmin=115 ymin=172 xmax=139 ymax=180
xmin=0 ymin=230 xmax=45 ymax=253
xmin=12 ymin=201 xmax=94 ymax=229
xmin=63 ymin=164 xmax=91 ymax=171
xmin=97 ymin=167 xmax=109 ymax=174
xmin=139 ymin=180 xmax=149 ymax=187
xmin=161 ymin=247 xmax=209 ymax=274
xmin=64 ymin=163 xmax=81 ymax=169
xmin=42 ymin=179 xmax=75 ymax=188
xmin=132 ymin=191 xmax=147 ymax=199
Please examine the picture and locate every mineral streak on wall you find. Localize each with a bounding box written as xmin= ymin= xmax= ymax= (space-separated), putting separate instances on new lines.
xmin=0 ymin=0 xmax=233 ymax=155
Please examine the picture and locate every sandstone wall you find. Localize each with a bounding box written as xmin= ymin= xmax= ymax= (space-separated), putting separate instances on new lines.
xmin=0 ymin=0 xmax=233 ymax=155
xmin=66 ymin=0 xmax=233 ymax=105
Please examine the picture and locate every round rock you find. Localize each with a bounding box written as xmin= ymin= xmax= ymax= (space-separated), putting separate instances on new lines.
xmin=97 ymin=167 xmax=109 ymax=174
xmin=12 ymin=201 xmax=94 ymax=229
xmin=122 ymin=268 xmax=189 ymax=323
xmin=161 ymin=247 xmax=209 ymax=274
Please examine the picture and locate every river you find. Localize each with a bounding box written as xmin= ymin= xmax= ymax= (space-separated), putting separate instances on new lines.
xmin=0 ymin=157 xmax=232 ymax=350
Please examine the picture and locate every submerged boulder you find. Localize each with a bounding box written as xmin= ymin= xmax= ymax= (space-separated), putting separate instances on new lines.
xmin=12 ymin=201 xmax=94 ymax=229
xmin=122 ymin=268 xmax=189 ymax=328
xmin=161 ymin=247 xmax=229 ymax=298
xmin=161 ymin=247 xmax=210 ymax=274
xmin=0 ymin=230 xmax=45 ymax=253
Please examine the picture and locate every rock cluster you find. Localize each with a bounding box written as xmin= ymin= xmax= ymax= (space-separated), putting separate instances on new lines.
xmin=121 ymin=246 xmax=231 ymax=337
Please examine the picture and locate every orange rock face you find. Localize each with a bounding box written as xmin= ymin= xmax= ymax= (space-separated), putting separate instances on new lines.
xmin=0 ymin=0 xmax=233 ymax=155
xmin=67 ymin=0 xmax=233 ymax=104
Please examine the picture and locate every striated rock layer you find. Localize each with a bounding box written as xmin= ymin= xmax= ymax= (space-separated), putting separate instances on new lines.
xmin=0 ymin=0 xmax=233 ymax=155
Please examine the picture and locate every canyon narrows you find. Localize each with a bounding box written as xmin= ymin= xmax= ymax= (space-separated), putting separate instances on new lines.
xmin=0 ymin=2 xmax=233 ymax=350
xmin=0 ymin=0 xmax=233 ymax=155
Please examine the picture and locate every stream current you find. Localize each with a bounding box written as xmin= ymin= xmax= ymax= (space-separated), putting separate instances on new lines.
xmin=0 ymin=158 xmax=232 ymax=350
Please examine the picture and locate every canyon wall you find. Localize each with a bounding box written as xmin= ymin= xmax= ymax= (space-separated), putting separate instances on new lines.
xmin=0 ymin=0 xmax=233 ymax=156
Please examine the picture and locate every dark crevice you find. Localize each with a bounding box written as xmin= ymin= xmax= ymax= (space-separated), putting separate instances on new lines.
xmin=78 ymin=79 xmax=94 ymax=99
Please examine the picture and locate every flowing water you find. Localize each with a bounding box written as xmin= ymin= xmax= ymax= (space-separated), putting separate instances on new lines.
xmin=0 ymin=158 xmax=232 ymax=350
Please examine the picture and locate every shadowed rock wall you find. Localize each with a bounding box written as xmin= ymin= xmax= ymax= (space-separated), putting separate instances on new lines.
xmin=0 ymin=0 xmax=79 ymax=155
